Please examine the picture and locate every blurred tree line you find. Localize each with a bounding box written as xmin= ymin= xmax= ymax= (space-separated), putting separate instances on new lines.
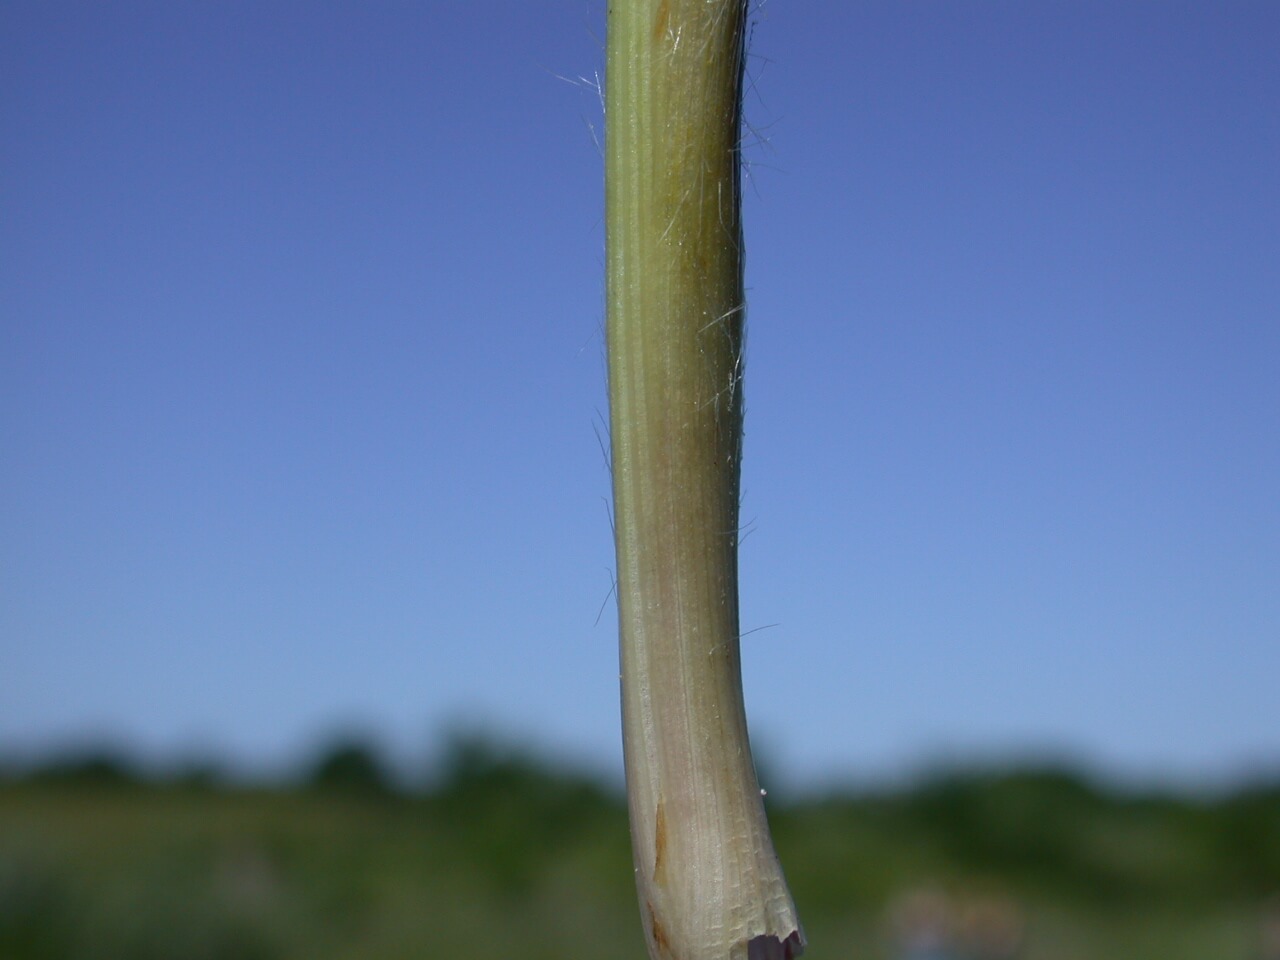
xmin=1 ymin=735 xmax=1277 ymax=960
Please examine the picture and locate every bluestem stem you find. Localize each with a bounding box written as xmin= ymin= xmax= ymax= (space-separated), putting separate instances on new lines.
xmin=605 ymin=2 xmax=804 ymax=958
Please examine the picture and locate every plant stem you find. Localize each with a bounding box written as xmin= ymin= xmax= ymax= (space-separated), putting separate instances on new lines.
xmin=605 ymin=2 xmax=804 ymax=958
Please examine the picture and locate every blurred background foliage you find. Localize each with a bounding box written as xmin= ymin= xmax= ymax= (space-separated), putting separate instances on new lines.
xmin=1 ymin=735 xmax=1277 ymax=960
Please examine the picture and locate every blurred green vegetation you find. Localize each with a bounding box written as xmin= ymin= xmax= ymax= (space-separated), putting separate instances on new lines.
xmin=1 ymin=738 xmax=1276 ymax=960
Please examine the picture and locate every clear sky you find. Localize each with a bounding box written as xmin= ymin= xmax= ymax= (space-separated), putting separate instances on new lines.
xmin=3 ymin=2 xmax=1277 ymax=790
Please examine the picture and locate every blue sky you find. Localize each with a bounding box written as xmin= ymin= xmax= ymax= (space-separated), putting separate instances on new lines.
xmin=3 ymin=2 xmax=1277 ymax=789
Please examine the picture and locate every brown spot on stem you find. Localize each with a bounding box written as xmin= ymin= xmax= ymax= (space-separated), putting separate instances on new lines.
xmin=653 ymin=798 xmax=668 ymax=884
xmin=653 ymin=0 xmax=670 ymax=41
xmin=649 ymin=901 xmax=672 ymax=955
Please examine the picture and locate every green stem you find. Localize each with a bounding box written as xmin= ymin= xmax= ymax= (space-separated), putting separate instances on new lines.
xmin=605 ymin=2 xmax=804 ymax=958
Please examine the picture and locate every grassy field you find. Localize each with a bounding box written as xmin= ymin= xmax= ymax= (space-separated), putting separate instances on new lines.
xmin=2 ymin=743 xmax=1276 ymax=960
